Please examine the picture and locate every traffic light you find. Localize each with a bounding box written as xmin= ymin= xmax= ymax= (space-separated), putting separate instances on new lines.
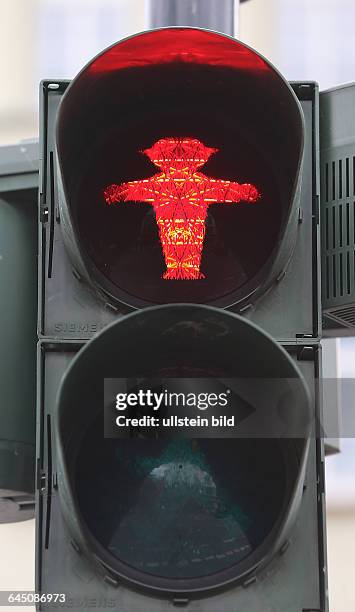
xmin=0 ymin=142 xmax=38 ymax=523
xmin=36 ymin=28 xmax=326 ymax=611
xmin=320 ymin=83 xmax=355 ymax=330
xmin=50 ymin=27 xmax=309 ymax=326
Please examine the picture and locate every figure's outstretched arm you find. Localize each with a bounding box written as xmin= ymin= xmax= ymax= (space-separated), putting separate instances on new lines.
xmin=205 ymin=179 xmax=260 ymax=204
xmin=104 ymin=179 xmax=155 ymax=205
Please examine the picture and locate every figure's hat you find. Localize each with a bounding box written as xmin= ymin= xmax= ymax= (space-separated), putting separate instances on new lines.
xmin=143 ymin=137 xmax=218 ymax=166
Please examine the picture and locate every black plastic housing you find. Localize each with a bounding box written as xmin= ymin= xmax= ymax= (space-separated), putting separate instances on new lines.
xmin=36 ymin=339 xmax=327 ymax=611
xmin=0 ymin=143 xmax=38 ymax=523
xmin=38 ymin=80 xmax=320 ymax=343
xmin=320 ymin=82 xmax=355 ymax=333
xmin=35 ymin=39 xmax=325 ymax=611
xmin=56 ymin=29 xmax=305 ymax=313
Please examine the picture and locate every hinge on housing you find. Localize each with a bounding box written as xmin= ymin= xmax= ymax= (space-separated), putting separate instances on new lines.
xmin=36 ymin=460 xmax=46 ymax=492
xmin=39 ymin=193 xmax=48 ymax=223
xmin=296 ymin=333 xmax=314 ymax=338
xmin=38 ymin=472 xmax=46 ymax=492
xmin=52 ymin=472 xmax=58 ymax=490
xmin=297 ymin=346 xmax=315 ymax=361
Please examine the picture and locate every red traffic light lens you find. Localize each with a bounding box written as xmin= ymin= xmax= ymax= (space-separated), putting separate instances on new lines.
xmin=87 ymin=27 xmax=268 ymax=74
xmin=57 ymin=28 xmax=303 ymax=308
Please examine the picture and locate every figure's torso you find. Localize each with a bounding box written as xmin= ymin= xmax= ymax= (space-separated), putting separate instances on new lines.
xmin=149 ymin=172 xmax=211 ymax=218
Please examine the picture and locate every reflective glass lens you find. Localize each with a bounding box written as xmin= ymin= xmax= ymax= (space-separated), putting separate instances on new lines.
xmin=58 ymin=28 xmax=302 ymax=308
xmin=76 ymin=63 xmax=282 ymax=304
xmin=75 ymin=420 xmax=286 ymax=580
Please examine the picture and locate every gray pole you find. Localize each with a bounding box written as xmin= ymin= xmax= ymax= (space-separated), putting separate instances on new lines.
xmin=146 ymin=0 xmax=239 ymax=37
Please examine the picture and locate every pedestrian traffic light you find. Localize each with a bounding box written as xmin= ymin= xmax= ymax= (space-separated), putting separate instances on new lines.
xmin=55 ymin=304 xmax=312 ymax=596
xmin=54 ymin=28 xmax=305 ymax=316
xmin=36 ymin=27 xmax=326 ymax=612
xmin=0 ymin=142 xmax=38 ymax=523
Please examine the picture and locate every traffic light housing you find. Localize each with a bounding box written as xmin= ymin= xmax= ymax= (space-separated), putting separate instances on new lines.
xmin=36 ymin=28 xmax=326 ymax=612
xmin=321 ymin=83 xmax=355 ymax=330
xmin=56 ymin=28 xmax=303 ymax=310
xmin=0 ymin=142 xmax=38 ymax=523
xmin=39 ymin=29 xmax=320 ymax=342
xmin=56 ymin=305 xmax=311 ymax=594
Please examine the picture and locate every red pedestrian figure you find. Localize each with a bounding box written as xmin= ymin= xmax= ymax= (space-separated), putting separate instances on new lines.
xmin=104 ymin=137 xmax=260 ymax=280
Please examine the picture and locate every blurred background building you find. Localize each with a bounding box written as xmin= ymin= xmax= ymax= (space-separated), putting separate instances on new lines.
xmin=0 ymin=1 xmax=354 ymax=611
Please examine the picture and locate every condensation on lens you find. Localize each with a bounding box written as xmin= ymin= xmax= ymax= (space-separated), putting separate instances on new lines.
xmin=75 ymin=424 xmax=287 ymax=580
